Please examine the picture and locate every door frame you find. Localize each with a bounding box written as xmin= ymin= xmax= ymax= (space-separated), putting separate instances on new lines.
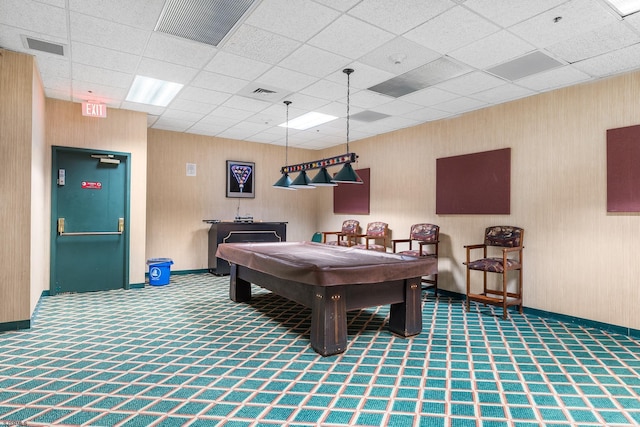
xmin=50 ymin=146 xmax=132 ymax=295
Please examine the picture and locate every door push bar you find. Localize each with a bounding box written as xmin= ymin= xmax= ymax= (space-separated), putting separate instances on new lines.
xmin=58 ymin=218 xmax=124 ymax=236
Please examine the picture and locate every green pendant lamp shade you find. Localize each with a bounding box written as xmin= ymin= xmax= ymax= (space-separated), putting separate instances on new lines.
xmin=290 ymin=170 xmax=316 ymax=189
xmin=273 ymin=172 xmax=295 ymax=189
xmin=331 ymin=162 xmax=362 ymax=183
xmin=311 ymin=167 xmax=338 ymax=186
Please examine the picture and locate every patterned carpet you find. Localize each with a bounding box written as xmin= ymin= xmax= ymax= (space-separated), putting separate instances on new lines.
xmin=0 ymin=273 xmax=639 ymax=427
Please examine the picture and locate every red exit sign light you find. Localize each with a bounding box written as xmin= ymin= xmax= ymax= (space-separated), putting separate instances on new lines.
xmin=82 ymin=102 xmax=107 ymax=118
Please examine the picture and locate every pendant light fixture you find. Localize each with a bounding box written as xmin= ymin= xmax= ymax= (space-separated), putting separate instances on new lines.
xmin=332 ymin=68 xmax=362 ymax=184
xmin=275 ymin=69 xmax=362 ymax=187
xmin=273 ymin=101 xmax=296 ymax=190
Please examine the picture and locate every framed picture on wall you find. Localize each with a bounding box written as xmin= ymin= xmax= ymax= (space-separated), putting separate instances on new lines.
xmin=226 ymin=160 xmax=255 ymax=198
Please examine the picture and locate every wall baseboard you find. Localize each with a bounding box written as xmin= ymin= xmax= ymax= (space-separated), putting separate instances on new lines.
xmin=0 ymin=319 xmax=30 ymax=332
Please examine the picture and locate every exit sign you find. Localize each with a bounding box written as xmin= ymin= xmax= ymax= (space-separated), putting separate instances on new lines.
xmin=82 ymin=102 xmax=107 ymax=118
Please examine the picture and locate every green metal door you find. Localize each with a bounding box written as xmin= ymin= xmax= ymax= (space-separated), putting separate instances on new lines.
xmin=51 ymin=147 xmax=130 ymax=294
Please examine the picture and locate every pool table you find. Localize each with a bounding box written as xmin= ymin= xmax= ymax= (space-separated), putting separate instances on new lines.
xmin=215 ymin=241 xmax=437 ymax=356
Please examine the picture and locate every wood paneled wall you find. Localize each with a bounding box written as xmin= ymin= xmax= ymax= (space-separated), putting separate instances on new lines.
xmin=315 ymin=71 xmax=640 ymax=330
xmin=146 ymin=129 xmax=317 ymax=270
xmin=0 ymin=49 xmax=34 ymax=323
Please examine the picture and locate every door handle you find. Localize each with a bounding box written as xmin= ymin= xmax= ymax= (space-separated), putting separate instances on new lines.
xmin=58 ymin=217 xmax=124 ymax=236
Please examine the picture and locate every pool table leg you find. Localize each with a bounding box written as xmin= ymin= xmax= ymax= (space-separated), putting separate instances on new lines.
xmin=389 ymin=277 xmax=422 ymax=337
xmin=229 ymin=264 xmax=252 ymax=302
xmin=311 ymin=286 xmax=347 ymax=356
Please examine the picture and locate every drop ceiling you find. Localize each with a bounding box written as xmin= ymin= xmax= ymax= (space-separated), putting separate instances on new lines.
xmin=2 ymin=0 xmax=640 ymax=149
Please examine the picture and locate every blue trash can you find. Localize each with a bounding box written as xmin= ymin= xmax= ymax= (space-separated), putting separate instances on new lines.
xmin=147 ymin=258 xmax=173 ymax=286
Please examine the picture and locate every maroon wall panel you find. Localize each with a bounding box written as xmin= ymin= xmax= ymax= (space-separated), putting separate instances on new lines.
xmin=333 ymin=168 xmax=370 ymax=214
xmin=436 ymin=148 xmax=511 ymax=214
xmin=607 ymin=124 xmax=640 ymax=212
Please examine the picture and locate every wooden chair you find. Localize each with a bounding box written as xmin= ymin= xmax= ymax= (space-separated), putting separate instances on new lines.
xmin=464 ymin=226 xmax=524 ymax=319
xmin=353 ymin=222 xmax=388 ymax=252
xmin=322 ymin=220 xmax=360 ymax=247
xmin=392 ymin=223 xmax=439 ymax=294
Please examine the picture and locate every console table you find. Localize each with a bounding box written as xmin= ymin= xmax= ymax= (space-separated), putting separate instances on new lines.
xmin=205 ymin=221 xmax=287 ymax=275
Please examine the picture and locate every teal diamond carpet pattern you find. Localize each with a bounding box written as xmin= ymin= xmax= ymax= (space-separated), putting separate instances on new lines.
xmin=0 ymin=273 xmax=639 ymax=426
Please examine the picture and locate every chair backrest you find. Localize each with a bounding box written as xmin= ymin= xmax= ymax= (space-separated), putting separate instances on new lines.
xmin=410 ymin=223 xmax=439 ymax=243
xmin=341 ymin=219 xmax=360 ymax=235
xmin=484 ymin=226 xmax=523 ymax=248
xmin=366 ymin=221 xmax=388 ymax=237
xmin=311 ymin=232 xmax=323 ymax=243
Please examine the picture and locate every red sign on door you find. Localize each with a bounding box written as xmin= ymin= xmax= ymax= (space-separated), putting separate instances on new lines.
xmin=81 ymin=181 xmax=102 ymax=189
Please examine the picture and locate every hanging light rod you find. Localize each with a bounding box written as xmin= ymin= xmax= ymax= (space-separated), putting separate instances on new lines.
xmin=280 ymin=152 xmax=358 ymax=175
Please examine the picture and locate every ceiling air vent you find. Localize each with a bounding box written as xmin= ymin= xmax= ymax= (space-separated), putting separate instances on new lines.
xmin=23 ymin=36 xmax=65 ymax=56
xmin=253 ymin=88 xmax=276 ymax=95
xmin=155 ymin=0 xmax=257 ymax=47
xmin=238 ymin=83 xmax=291 ymax=103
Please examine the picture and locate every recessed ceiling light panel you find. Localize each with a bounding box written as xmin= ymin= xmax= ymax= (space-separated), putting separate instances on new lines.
xmin=279 ymin=112 xmax=337 ymax=130
xmin=126 ymin=76 xmax=184 ymax=107
xmin=603 ymin=0 xmax=640 ymax=16
xmin=487 ymin=51 xmax=563 ymax=81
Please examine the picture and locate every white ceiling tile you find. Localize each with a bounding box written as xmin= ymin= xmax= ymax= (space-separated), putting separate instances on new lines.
xmin=349 ymin=89 xmax=394 ymax=109
xmin=310 ymin=0 xmax=360 ymax=12
xmin=449 ymin=31 xmax=536 ymax=69
xmin=509 ymin=0 xmax=620 ymax=48
xmin=546 ymin=22 xmax=640 ymax=63
xmin=471 ymin=84 xmax=535 ymax=104
xmin=432 ymin=96 xmax=488 ymax=113
xmin=278 ymin=45 xmax=350 ymax=78
xmin=190 ymin=71 xmax=249 ymax=93
xmin=400 ymin=87 xmax=460 ymax=107
xmin=204 ymin=51 xmax=272 ymax=80
xmin=72 ymin=79 xmax=128 ymax=101
xmin=69 ymin=12 xmax=149 ymax=55
xmin=572 ymin=42 xmax=640 ymax=77
xmin=168 ymin=99 xmax=216 ymax=115
xmin=153 ymin=117 xmax=194 ymax=132
xmin=68 ymin=0 xmax=165 ymax=30
xmin=464 ymin=0 xmax=569 ymax=27
xmin=245 ymin=0 xmax=340 ymax=42
xmin=517 ymin=66 xmax=591 ymax=92
xmin=34 ymin=55 xmax=71 ymax=79
xmin=223 ymin=24 xmax=301 ymax=64
xmin=282 ymin=93 xmax=331 ymax=111
xmin=372 ymin=99 xmax=423 ymax=116
xmin=325 ymin=62 xmax=395 ymax=90
xmin=144 ymin=32 xmax=217 ymax=69
xmin=161 ymin=109 xmax=207 ymax=122
xmin=405 ymin=6 xmax=500 ymax=54
xmin=71 ymin=63 xmax=132 ymax=88
xmin=176 ymin=87 xmax=231 ymax=105
xmin=300 ymin=79 xmax=348 ymax=101
xmin=135 ymin=57 xmax=199 ymax=84
xmin=402 ymin=106 xmax=453 ymax=122
xmin=211 ymin=106 xmax=255 ymax=121
xmin=256 ymin=67 xmax=318 ymax=92
xmin=359 ymin=37 xmax=442 ymax=75
xmin=72 ymin=42 xmax=139 ymax=73
xmin=121 ymin=101 xmax=165 ymax=116
xmin=0 ymin=0 xmax=68 ymax=39
xmin=436 ymin=71 xmax=506 ymax=95
xmin=222 ymin=95 xmax=272 ymax=113
xmin=348 ymin=0 xmax=455 ymax=35
xmin=308 ymin=15 xmax=395 ymax=59
xmin=38 ymin=0 xmax=66 ymax=7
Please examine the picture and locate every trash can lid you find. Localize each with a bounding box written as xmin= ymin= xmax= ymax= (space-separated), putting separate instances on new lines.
xmin=147 ymin=258 xmax=173 ymax=265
